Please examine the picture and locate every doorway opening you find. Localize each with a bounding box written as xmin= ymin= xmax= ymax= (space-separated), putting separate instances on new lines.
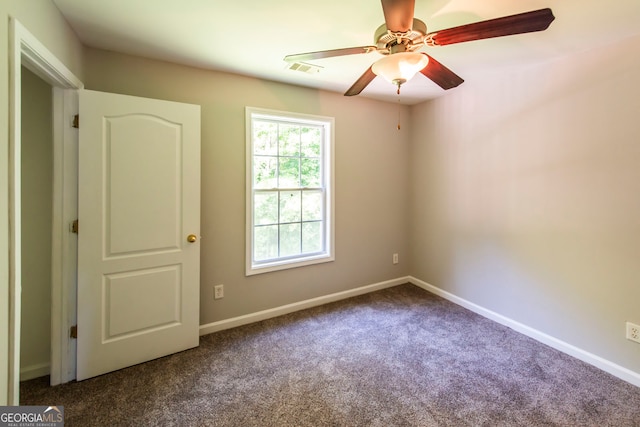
xmin=19 ymin=66 xmax=54 ymax=382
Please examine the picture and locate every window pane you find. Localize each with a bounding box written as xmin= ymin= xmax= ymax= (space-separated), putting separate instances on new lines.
xmin=302 ymin=191 xmax=322 ymax=221
xmin=280 ymin=223 xmax=301 ymax=257
xmin=254 ymin=225 xmax=278 ymax=261
xmin=302 ymin=221 xmax=322 ymax=253
xmin=279 ymin=124 xmax=300 ymax=156
xmin=254 ymin=156 xmax=277 ymax=189
xmin=254 ymin=192 xmax=278 ymax=225
xmin=301 ymin=126 xmax=321 ymax=157
xmin=280 ymin=191 xmax=301 ymax=223
xmin=300 ymin=158 xmax=321 ymax=187
xmin=253 ymin=121 xmax=278 ymax=155
xmin=279 ymin=157 xmax=300 ymax=188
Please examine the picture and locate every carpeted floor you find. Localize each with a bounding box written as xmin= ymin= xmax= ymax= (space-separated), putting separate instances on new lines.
xmin=21 ymin=284 xmax=640 ymax=426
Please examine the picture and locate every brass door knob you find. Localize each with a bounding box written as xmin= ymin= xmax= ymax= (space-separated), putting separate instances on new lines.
xmin=187 ymin=234 xmax=197 ymax=243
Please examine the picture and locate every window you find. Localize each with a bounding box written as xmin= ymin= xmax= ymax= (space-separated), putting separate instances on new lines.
xmin=246 ymin=107 xmax=334 ymax=275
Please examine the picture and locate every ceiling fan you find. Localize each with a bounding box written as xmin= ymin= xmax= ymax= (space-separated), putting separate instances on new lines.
xmin=284 ymin=0 xmax=555 ymax=96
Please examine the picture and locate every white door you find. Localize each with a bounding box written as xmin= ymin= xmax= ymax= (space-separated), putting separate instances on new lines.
xmin=76 ymin=90 xmax=200 ymax=381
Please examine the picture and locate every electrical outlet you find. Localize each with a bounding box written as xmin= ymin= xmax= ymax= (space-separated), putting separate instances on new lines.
xmin=214 ymin=284 xmax=224 ymax=300
xmin=627 ymin=322 xmax=640 ymax=343
xmin=392 ymin=253 xmax=399 ymax=264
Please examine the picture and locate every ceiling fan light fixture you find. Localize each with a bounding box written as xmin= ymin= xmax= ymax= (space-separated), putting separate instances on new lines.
xmin=372 ymin=52 xmax=429 ymax=86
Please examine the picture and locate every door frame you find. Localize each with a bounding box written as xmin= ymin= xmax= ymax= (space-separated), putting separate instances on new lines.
xmin=8 ymin=18 xmax=83 ymax=403
xmin=50 ymin=88 xmax=79 ymax=385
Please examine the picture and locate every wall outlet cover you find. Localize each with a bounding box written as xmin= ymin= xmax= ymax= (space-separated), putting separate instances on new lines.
xmin=214 ymin=285 xmax=224 ymax=300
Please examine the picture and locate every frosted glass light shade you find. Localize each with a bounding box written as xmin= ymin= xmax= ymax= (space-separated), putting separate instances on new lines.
xmin=372 ymin=52 xmax=429 ymax=85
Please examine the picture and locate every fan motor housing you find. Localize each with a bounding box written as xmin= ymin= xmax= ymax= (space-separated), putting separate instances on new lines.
xmin=374 ymin=18 xmax=427 ymax=54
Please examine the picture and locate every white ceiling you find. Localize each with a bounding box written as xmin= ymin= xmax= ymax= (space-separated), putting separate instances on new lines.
xmin=53 ymin=0 xmax=640 ymax=104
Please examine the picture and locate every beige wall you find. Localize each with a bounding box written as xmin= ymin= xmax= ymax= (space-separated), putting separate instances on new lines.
xmin=0 ymin=0 xmax=84 ymax=405
xmin=83 ymin=48 xmax=411 ymax=325
xmin=20 ymin=66 xmax=53 ymax=379
xmin=409 ymin=33 xmax=640 ymax=374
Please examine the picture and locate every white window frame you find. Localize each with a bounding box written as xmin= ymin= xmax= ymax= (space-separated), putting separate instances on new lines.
xmin=245 ymin=107 xmax=335 ymax=276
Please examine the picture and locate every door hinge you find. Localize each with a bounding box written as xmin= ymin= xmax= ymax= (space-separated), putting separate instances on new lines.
xmin=71 ymin=219 xmax=79 ymax=234
xmin=70 ymin=325 xmax=77 ymax=339
xmin=72 ymin=114 xmax=79 ymax=128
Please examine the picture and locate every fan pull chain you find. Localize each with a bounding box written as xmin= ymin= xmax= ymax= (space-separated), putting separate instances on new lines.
xmin=397 ymin=83 xmax=401 ymax=131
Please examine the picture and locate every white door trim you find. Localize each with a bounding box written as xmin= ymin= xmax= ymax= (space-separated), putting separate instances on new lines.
xmin=8 ymin=18 xmax=83 ymax=404
xmin=50 ymin=88 xmax=79 ymax=385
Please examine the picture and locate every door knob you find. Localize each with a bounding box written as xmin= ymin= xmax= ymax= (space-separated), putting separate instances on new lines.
xmin=187 ymin=234 xmax=197 ymax=243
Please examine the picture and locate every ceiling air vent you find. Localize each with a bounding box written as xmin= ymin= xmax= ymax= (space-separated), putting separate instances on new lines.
xmin=286 ymin=62 xmax=322 ymax=74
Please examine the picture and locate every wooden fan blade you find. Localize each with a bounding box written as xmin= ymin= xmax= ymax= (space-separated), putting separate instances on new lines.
xmin=344 ymin=66 xmax=376 ymax=96
xmin=419 ymin=54 xmax=464 ymax=90
xmin=427 ymin=8 xmax=555 ymax=46
xmin=284 ymin=46 xmax=377 ymax=62
xmin=381 ymin=0 xmax=415 ymax=32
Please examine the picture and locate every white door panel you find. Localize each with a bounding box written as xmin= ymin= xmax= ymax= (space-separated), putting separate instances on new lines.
xmin=77 ymin=90 xmax=200 ymax=381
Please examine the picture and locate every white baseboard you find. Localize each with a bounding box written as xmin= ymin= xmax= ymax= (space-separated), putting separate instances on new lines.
xmin=408 ymin=276 xmax=640 ymax=388
xmin=199 ymin=277 xmax=411 ymax=336
xmin=20 ymin=362 xmax=50 ymax=382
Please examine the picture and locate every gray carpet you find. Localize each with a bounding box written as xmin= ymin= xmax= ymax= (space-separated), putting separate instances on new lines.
xmin=21 ymin=284 xmax=640 ymax=426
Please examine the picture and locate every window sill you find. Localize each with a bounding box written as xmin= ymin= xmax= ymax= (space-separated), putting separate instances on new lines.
xmin=246 ymin=253 xmax=334 ymax=276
